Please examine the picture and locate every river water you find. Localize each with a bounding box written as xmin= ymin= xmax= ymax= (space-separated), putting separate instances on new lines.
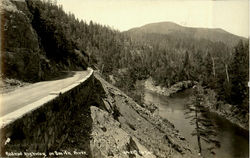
xmin=144 ymin=89 xmax=249 ymax=158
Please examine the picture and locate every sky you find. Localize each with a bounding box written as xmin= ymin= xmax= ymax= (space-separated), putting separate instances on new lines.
xmin=57 ymin=0 xmax=249 ymax=38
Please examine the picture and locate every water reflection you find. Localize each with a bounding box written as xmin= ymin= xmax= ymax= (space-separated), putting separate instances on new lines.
xmin=144 ymin=89 xmax=249 ymax=158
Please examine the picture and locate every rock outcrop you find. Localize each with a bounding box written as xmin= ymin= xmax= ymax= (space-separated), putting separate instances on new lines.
xmin=1 ymin=0 xmax=88 ymax=82
xmin=1 ymin=0 xmax=42 ymax=81
xmin=0 ymin=72 xmax=198 ymax=157
xmin=90 ymin=73 xmax=197 ymax=157
xmin=145 ymin=78 xmax=195 ymax=96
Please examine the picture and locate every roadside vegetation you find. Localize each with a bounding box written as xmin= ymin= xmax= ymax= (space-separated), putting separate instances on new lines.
xmin=2 ymin=0 xmax=248 ymax=123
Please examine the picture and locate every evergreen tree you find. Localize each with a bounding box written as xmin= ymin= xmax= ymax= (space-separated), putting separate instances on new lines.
xmin=203 ymin=52 xmax=213 ymax=86
xmin=230 ymin=40 xmax=249 ymax=109
xmin=179 ymin=51 xmax=191 ymax=81
xmin=6 ymin=0 xmax=247 ymax=112
xmin=185 ymin=84 xmax=220 ymax=156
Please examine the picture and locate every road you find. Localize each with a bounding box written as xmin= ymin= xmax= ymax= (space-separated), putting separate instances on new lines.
xmin=0 ymin=69 xmax=92 ymax=117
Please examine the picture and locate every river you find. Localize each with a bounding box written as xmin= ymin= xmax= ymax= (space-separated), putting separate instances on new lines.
xmin=144 ymin=89 xmax=249 ymax=158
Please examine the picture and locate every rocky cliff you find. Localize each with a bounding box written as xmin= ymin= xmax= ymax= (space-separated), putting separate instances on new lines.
xmin=0 ymin=73 xmax=198 ymax=157
xmin=1 ymin=0 xmax=88 ymax=82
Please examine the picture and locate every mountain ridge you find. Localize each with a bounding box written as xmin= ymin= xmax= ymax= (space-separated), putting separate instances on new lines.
xmin=125 ymin=21 xmax=246 ymax=46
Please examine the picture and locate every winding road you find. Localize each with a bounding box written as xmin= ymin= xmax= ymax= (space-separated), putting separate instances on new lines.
xmin=0 ymin=69 xmax=92 ymax=117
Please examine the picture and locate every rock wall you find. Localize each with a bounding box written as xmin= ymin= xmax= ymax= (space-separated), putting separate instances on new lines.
xmin=1 ymin=0 xmax=88 ymax=82
xmin=0 ymin=73 xmax=198 ymax=158
xmin=0 ymin=74 xmax=98 ymax=157
xmin=1 ymin=0 xmax=42 ymax=81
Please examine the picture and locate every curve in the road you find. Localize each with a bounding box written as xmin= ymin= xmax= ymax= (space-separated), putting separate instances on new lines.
xmin=0 ymin=68 xmax=93 ymax=128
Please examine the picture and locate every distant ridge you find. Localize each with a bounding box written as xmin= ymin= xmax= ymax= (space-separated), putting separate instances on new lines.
xmin=125 ymin=21 xmax=246 ymax=47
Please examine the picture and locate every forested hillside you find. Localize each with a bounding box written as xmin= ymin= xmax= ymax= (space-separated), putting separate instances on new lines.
xmin=1 ymin=0 xmax=248 ymax=111
xmin=125 ymin=23 xmax=249 ymax=110
xmin=126 ymin=22 xmax=246 ymax=47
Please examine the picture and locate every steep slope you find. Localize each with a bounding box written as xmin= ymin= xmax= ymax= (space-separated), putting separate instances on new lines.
xmin=1 ymin=0 xmax=88 ymax=82
xmin=1 ymin=0 xmax=42 ymax=81
xmin=1 ymin=72 xmax=198 ymax=157
xmin=91 ymin=73 xmax=198 ymax=157
xmin=126 ymin=22 xmax=246 ymax=47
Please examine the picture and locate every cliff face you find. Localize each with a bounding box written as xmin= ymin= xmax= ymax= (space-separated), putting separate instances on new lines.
xmin=0 ymin=73 xmax=198 ymax=158
xmin=1 ymin=0 xmax=42 ymax=81
xmin=1 ymin=0 xmax=88 ymax=82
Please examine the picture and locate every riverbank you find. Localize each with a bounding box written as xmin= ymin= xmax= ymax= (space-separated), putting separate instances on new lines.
xmin=145 ymin=78 xmax=195 ymax=96
xmin=205 ymin=100 xmax=249 ymax=131
xmin=94 ymin=73 xmax=198 ymax=157
xmin=144 ymin=89 xmax=249 ymax=158
xmin=144 ymin=79 xmax=249 ymax=131
xmin=195 ymin=87 xmax=249 ymax=131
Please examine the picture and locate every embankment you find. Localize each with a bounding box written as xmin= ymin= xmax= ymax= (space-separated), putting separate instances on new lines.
xmin=0 ymin=72 xmax=198 ymax=158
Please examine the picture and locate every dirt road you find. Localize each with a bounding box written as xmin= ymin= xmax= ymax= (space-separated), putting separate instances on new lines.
xmin=0 ymin=69 xmax=92 ymax=117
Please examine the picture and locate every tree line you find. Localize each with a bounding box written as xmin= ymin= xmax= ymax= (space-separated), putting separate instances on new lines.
xmin=4 ymin=0 xmax=248 ymax=111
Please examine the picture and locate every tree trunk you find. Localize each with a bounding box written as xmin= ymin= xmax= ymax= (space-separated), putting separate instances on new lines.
xmin=195 ymin=106 xmax=202 ymax=155
xmin=212 ymin=57 xmax=216 ymax=78
xmin=101 ymin=64 xmax=104 ymax=74
xmin=197 ymin=133 xmax=202 ymax=155
xmin=225 ymin=64 xmax=230 ymax=83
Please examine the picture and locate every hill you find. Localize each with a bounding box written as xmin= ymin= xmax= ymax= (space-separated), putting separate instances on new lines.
xmin=126 ymin=21 xmax=246 ymax=47
xmin=1 ymin=0 xmax=248 ymax=110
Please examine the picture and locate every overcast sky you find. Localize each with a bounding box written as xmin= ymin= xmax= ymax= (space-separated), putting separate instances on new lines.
xmin=58 ymin=0 xmax=249 ymax=38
